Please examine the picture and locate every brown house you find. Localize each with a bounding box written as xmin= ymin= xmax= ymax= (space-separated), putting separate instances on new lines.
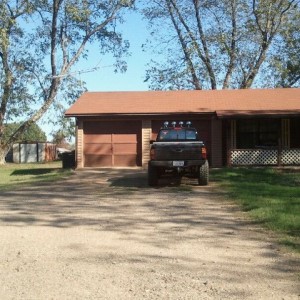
xmin=65 ymin=88 xmax=300 ymax=168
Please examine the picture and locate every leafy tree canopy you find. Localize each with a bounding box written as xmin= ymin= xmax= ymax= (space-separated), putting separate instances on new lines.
xmin=3 ymin=122 xmax=47 ymax=143
xmin=142 ymin=0 xmax=300 ymax=90
xmin=0 ymin=0 xmax=135 ymax=163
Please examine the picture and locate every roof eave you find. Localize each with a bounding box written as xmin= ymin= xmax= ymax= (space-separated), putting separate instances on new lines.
xmin=216 ymin=110 xmax=300 ymax=119
xmin=65 ymin=112 xmax=215 ymax=118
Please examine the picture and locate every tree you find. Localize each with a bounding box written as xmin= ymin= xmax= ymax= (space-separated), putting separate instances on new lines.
xmin=52 ymin=129 xmax=67 ymax=144
xmin=51 ymin=119 xmax=75 ymax=143
xmin=270 ymin=7 xmax=300 ymax=87
xmin=52 ymin=129 xmax=73 ymax=150
xmin=3 ymin=122 xmax=47 ymax=143
xmin=142 ymin=0 xmax=300 ymax=90
xmin=0 ymin=0 xmax=135 ymax=164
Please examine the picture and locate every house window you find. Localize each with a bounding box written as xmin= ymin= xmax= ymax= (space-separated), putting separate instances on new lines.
xmin=236 ymin=119 xmax=280 ymax=149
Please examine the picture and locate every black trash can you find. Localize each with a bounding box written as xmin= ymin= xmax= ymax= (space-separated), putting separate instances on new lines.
xmin=62 ymin=151 xmax=76 ymax=168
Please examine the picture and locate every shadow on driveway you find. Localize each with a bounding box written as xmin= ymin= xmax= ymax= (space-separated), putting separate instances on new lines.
xmin=0 ymin=168 xmax=299 ymax=298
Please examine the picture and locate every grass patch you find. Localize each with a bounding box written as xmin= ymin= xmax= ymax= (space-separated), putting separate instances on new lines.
xmin=0 ymin=161 xmax=72 ymax=191
xmin=210 ymin=167 xmax=300 ymax=253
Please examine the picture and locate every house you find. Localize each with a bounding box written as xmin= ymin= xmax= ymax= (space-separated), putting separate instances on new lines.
xmin=65 ymin=88 xmax=300 ymax=168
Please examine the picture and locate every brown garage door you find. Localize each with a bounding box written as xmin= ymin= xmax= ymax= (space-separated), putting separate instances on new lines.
xmin=83 ymin=121 xmax=141 ymax=167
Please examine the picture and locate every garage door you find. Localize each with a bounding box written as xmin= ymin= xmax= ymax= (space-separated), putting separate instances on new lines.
xmin=83 ymin=121 xmax=141 ymax=167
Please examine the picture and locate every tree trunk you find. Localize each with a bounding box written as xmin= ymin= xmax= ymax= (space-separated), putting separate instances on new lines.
xmin=0 ymin=144 xmax=9 ymax=165
xmin=167 ymin=0 xmax=202 ymax=90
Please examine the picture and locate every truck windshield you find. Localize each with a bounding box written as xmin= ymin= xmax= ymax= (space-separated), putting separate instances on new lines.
xmin=157 ymin=129 xmax=198 ymax=141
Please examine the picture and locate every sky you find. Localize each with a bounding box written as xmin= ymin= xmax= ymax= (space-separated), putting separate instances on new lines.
xmin=73 ymin=9 xmax=152 ymax=92
xmin=40 ymin=8 xmax=154 ymax=140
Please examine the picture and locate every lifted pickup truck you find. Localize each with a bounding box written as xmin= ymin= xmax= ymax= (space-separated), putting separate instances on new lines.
xmin=148 ymin=121 xmax=209 ymax=186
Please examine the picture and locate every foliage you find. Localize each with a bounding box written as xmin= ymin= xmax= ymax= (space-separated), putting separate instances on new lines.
xmin=142 ymin=0 xmax=300 ymax=90
xmin=211 ymin=167 xmax=300 ymax=253
xmin=51 ymin=127 xmax=74 ymax=150
xmin=270 ymin=8 xmax=300 ymax=87
xmin=52 ymin=130 xmax=68 ymax=145
xmin=0 ymin=0 xmax=135 ymax=163
xmin=3 ymin=122 xmax=47 ymax=143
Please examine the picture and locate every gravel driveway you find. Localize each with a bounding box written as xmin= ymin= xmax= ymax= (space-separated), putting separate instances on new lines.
xmin=0 ymin=169 xmax=299 ymax=299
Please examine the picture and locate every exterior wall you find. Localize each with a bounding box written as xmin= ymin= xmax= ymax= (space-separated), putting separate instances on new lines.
xmin=76 ymin=119 xmax=84 ymax=168
xmin=221 ymin=120 xmax=230 ymax=166
xmin=142 ymin=120 xmax=151 ymax=168
xmin=13 ymin=144 xmax=19 ymax=163
xmin=230 ymin=120 xmax=237 ymax=149
xmin=75 ymin=116 xmax=217 ymax=168
xmin=74 ymin=115 xmax=299 ymax=168
xmin=210 ymin=118 xmax=223 ymax=167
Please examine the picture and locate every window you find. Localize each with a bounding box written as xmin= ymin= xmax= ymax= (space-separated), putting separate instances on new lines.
xmin=236 ymin=119 xmax=280 ymax=149
xmin=185 ymin=129 xmax=197 ymax=140
xmin=157 ymin=129 xmax=198 ymax=141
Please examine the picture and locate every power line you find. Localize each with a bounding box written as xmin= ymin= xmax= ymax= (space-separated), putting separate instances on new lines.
xmin=50 ymin=63 xmax=114 ymax=79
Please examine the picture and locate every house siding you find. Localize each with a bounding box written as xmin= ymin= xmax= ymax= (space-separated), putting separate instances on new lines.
xmin=76 ymin=120 xmax=84 ymax=168
xmin=72 ymin=114 xmax=300 ymax=169
xmin=211 ymin=118 xmax=223 ymax=167
xmin=142 ymin=120 xmax=152 ymax=168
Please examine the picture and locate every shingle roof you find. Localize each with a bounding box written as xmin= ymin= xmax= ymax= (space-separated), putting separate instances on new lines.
xmin=65 ymin=88 xmax=300 ymax=118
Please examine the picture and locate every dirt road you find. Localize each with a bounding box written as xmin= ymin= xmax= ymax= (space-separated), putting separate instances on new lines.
xmin=0 ymin=169 xmax=299 ymax=299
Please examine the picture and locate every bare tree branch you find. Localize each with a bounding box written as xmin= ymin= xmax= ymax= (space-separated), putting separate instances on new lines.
xmin=166 ymin=0 xmax=201 ymax=89
xmin=166 ymin=0 xmax=217 ymax=88
xmin=241 ymin=0 xmax=296 ymax=88
xmin=0 ymin=0 xmax=134 ymax=162
xmin=192 ymin=0 xmax=217 ymax=89
xmin=223 ymin=0 xmax=237 ymax=89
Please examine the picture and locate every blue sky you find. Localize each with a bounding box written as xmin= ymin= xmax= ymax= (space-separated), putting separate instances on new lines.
xmin=74 ymin=9 xmax=151 ymax=92
xmin=41 ymin=9 xmax=154 ymax=139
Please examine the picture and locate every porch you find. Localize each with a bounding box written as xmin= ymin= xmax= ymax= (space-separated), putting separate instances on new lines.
xmin=226 ymin=118 xmax=300 ymax=166
xmin=229 ymin=148 xmax=300 ymax=166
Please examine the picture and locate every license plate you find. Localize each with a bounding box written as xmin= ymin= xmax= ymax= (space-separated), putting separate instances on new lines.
xmin=173 ymin=161 xmax=184 ymax=167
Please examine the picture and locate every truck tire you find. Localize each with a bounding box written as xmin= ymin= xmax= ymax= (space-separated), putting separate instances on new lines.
xmin=148 ymin=163 xmax=158 ymax=186
xmin=198 ymin=160 xmax=209 ymax=186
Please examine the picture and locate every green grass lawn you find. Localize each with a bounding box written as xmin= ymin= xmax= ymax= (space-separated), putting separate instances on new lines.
xmin=211 ymin=167 xmax=300 ymax=253
xmin=0 ymin=161 xmax=72 ymax=191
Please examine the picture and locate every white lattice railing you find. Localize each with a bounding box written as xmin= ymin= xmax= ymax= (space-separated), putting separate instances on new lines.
xmin=282 ymin=149 xmax=300 ymax=165
xmin=230 ymin=149 xmax=300 ymax=166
